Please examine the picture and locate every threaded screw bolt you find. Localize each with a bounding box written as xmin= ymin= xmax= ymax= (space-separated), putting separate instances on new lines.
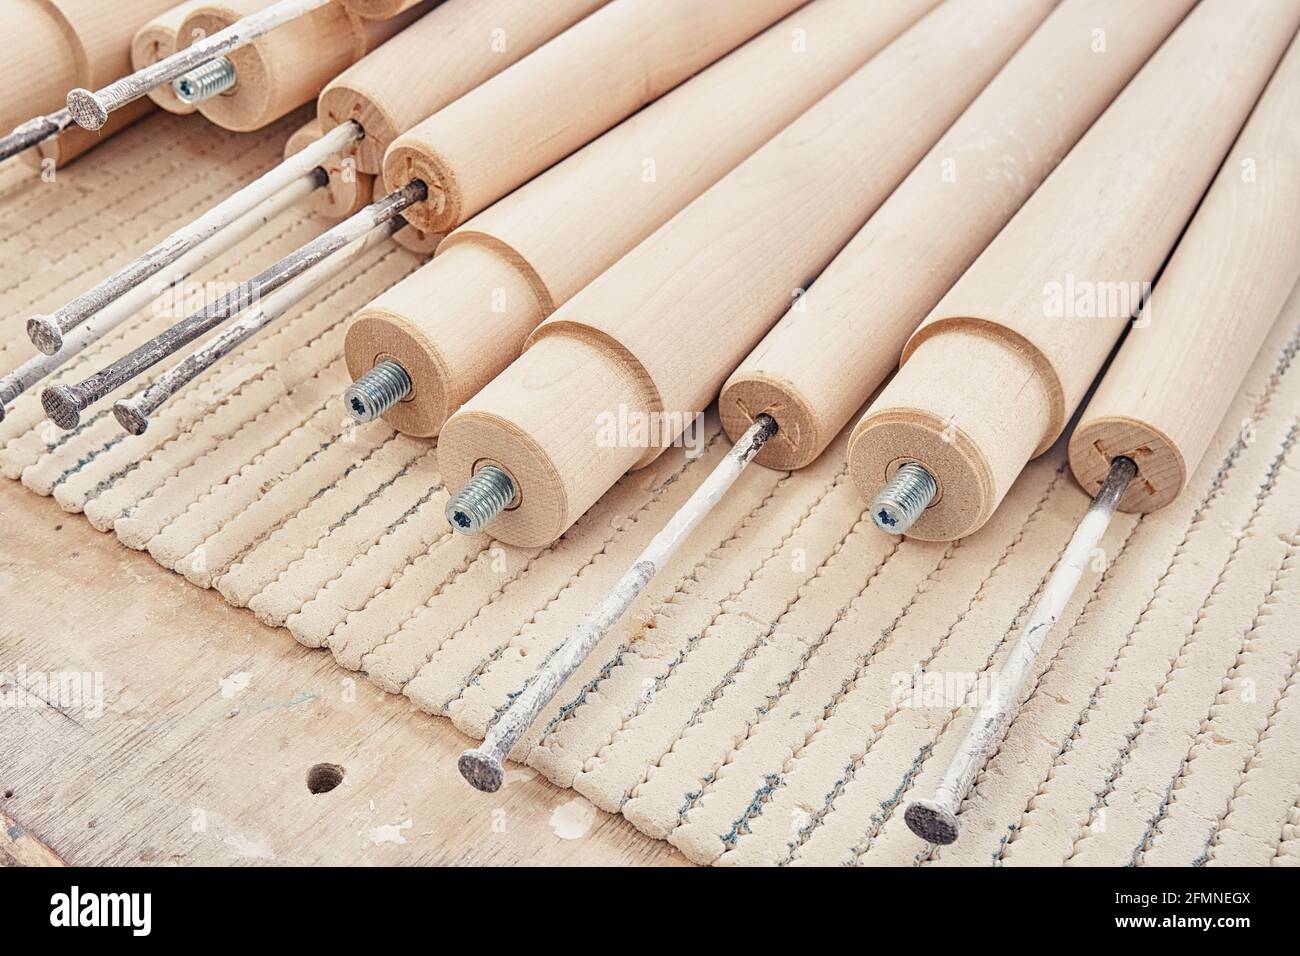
xmin=871 ymin=463 xmax=937 ymax=535
xmin=174 ymin=56 xmax=237 ymax=105
xmin=345 ymin=360 xmax=411 ymax=423
xmin=446 ymin=465 xmax=516 ymax=535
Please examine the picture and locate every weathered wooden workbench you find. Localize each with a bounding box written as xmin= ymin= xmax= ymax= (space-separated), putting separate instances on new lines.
xmin=0 ymin=480 xmax=684 ymax=866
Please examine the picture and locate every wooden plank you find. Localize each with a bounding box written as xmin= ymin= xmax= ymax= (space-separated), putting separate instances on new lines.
xmin=0 ymin=479 xmax=685 ymax=866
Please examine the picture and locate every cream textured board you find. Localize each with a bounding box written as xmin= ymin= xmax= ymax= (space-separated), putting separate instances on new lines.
xmin=1 ymin=111 xmax=1298 ymax=866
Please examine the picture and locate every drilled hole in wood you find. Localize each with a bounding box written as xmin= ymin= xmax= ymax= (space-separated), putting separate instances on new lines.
xmin=307 ymin=763 xmax=344 ymax=794
xmin=2 ymin=789 xmax=12 ymax=799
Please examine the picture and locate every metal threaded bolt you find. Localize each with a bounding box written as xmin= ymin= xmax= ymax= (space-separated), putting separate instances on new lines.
xmin=870 ymin=463 xmax=938 ymax=535
xmin=345 ymin=360 xmax=411 ymax=423
xmin=446 ymin=466 xmax=516 ymax=535
xmin=173 ymin=56 xmax=237 ymax=105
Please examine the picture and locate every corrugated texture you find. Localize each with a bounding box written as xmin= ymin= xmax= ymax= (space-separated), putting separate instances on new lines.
xmin=2 ymin=111 xmax=1297 ymax=866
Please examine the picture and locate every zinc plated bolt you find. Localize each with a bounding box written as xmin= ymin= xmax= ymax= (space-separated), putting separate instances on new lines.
xmin=174 ymin=56 xmax=238 ymax=105
xmin=870 ymin=462 xmax=938 ymax=534
xmin=446 ymin=465 xmax=516 ymax=535
xmin=345 ymin=360 xmax=411 ymax=423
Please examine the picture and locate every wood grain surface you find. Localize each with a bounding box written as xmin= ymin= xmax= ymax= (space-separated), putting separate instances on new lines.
xmin=0 ymin=479 xmax=685 ymax=866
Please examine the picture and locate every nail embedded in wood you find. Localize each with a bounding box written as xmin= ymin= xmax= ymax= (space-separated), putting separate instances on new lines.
xmin=903 ymin=455 xmax=1137 ymax=845
xmin=458 ymin=414 xmax=778 ymax=792
xmin=26 ymin=125 xmax=355 ymax=355
xmin=42 ymin=180 xmax=425 ymax=430
xmin=1 ymin=175 xmax=317 ymax=421
xmin=112 ymin=220 xmax=399 ymax=434
xmin=66 ymin=0 xmax=335 ymax=130
xmin=902 ymin=12 xmax=1300 ymax=844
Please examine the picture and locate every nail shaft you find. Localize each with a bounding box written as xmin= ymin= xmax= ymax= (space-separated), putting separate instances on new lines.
xmin=27 ymin=122 xmax=357 ymax=355
xmin=0 ymin=173 xmax=316 ymax=421
xmin=903 ymin=456 xmax=1138 ymax=845
xmin=42 ymin=180 xmax=424 ymax=431
xmin=113 ymin=220 xmax=399 ymax=435
xmin=459 ymin=415 xmax=779 ymax=792
xmin=66 ymin=0 xmax=333 ymax=130
xmin=0 ymin=109 xmax=72 ymax=164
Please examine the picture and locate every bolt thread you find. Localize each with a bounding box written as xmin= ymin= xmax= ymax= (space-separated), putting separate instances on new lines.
xmin=174 ymin=57 xmax=237 ymax=105
xmin=345 ymin=360 xmax=411 ymax=423
xmin=871 ymin=463 xmax=938 ymax=534
xmin=446 ymin=466 xmax=516 ymax=535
